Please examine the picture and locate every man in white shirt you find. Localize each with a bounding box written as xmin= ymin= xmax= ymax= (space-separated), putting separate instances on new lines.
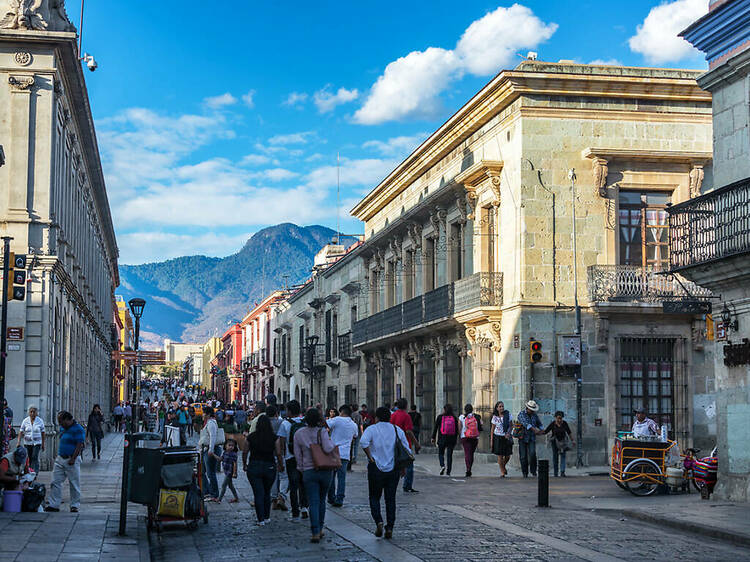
xmin=361 ymin=406 xmax=412 ymax=539
xmin=17 ymin=405 xmax=45 ymax=473
xmin=632 ymin=407 xmax=659 ymax=438
xmin=326 ymin=405 xmax=358 ymax=507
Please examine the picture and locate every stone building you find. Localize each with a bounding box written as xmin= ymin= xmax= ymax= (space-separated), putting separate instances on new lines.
xmin=201 ymin=337 xmax=221 ymax=389
xmin=163 ymin=339 xmax=203 ymax=363
xmin=0 ymin=4 xmax=119 ymax=465
xmin=349 ymin=61 xmax=716 ymax=463
xmin=671 ymin=0 xmax=750 ymax=500
xmin=113 ymin=296 xmax=134 ymax=403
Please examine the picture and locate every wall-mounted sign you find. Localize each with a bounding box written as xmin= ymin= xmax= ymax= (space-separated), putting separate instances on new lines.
xmin=513 ymin=334 xmax=520 ymax=349
xmin=7 ymin=343 xmax=20 ymax=351
xmin=663 ymin=300 xmax=712 ymax=314
xmin=558 ymin=335 xmax=581 ymax=366
xmin=594 ymin=418 xmax=602 ymax=426
xmin=7 ymin=327 xmax=23 ymax=341
xmin=716 ymin=322 xmax=727 ymax=342
xmin=723 ymin=338 xmax=750 ymax=367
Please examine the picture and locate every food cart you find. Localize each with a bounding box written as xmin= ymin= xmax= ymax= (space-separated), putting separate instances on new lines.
xmin=610 ymin=435 xmax=677 ymax=496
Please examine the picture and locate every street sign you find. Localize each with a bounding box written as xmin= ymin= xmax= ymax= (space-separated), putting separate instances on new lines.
xmin=716 ymin=322 xmax=727 ymax=341
xmin=558 ymin=335 xmax=581 ymax=366
xmin=662 ymin=300 xmax=712 ymax=314
xmin=6 ymin=327 xmax=23 ymax=341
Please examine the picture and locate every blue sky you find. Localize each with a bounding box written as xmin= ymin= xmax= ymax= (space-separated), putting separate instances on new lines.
xmin=68 ymin=1 xmax=708 ymax=264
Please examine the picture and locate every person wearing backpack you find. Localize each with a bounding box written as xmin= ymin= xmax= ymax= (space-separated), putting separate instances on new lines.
xmin=459 ymin=403 xmax=483 ymax=477
xmin=276 ymin=400 xmax=308 ymax=520
xmin=431 ymin=404 xmax=459 ymax=476
xmin=491 ymin=401 xmax=513 ymax=477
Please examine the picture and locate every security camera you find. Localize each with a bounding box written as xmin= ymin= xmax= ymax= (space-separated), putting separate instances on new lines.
xmin=83 ymin=53 xmax=97 ymax=72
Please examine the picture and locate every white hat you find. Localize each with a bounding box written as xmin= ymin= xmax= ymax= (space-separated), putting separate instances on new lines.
xmin=526 ymin=400 xmax=539 ymax=412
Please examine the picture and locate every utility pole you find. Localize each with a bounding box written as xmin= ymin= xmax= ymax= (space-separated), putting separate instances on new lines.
xmin=569 ymin=169 xmax=584 ymax=469
xmin=0 ymin=236 xmax=12 ymax=451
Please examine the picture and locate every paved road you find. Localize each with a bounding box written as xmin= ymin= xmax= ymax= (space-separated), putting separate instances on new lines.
xmin=150 ymin=453 xmax=750 ymax=562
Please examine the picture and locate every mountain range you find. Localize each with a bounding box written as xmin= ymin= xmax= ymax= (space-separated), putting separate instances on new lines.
xmin=117 ymin=224 xmax=345 ymax=349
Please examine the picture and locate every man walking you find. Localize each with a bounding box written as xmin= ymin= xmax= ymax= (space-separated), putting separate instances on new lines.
xmin=350 ymin=404 xmax=363 ymax=470
xmin=276 ymin=400 xmax=308 ymax=520
xmin=409 ymin=404 xmax=422 ymax=452
xmin=267 ymin=405 xmax=288 ymax=512
xmin=516 ymin=400 xmax=544 ymax=478
xmin=390 ymin=398 xmax=420 ymax=493
xmin=46 ymin=411 xmax=85 ymax=512
xmin=361 ymin=406 xmax=412 ymax=539
xmin=326 ymin=405 xmax=358 ymax=506
xmin=113 ymin=402 xmax=124 ymax=432
xmin=123 ymin=402 xmax=132 ymax=432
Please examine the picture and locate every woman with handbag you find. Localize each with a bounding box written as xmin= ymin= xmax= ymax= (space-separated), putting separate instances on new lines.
xmin=293 ymin=407 xmax=338 ymax=543
xmin=543 ymin=411 xmax=575 ymax=477
xmin=491 ymin=401 xmax=513 ymax=477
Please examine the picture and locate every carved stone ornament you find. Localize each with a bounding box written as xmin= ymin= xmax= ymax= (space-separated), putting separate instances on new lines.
xmin=0 ymin=0 xmax=76 ymax=32
xmin=689 ymin=165 xmax=704 ymax=198
xmin=455 ymin=194 xmax=467 ymax=224
xmin=428 ymin=208 xmax=446 ymax=239
xmin=407 ymin=223 xmax=423 ymax=249
xmin=592 ymin=157 xmax=609 ymax=197
xmin=595 ymin=316 xmax=609 ymax=350
xmin=490 ymin=322 xmax=502 ymax=352
xmin=8 ymin=74 xmax=34 ymax=90
xmin=389 ymin=237 xmax=403 ymax=262
xmin=373 ymin=248 xmax=385 ymax=271
xmin=14 ymin=51 xmax=31 ymax=66
xmin=465 ymin=189 xmax=478 ymax=220
xmin=465 ymin=327 xmax=477 ymax=345
xmin=488 ymin=174 xmax=501 ymax=206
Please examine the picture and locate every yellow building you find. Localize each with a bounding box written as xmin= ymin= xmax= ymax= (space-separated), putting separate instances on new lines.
xmin=202 ymin=337 xmax=222 ymax=389
xmin=115 ymin=296 xmax=134 ymax=403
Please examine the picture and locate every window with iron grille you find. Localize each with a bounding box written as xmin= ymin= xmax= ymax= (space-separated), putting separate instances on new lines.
xmin=618 ymin=337 xmax=675 ymax=435
xmin=619 ymin=191 xmax=671 ymax=269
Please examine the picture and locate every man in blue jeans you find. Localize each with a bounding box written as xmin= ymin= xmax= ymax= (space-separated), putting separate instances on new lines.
xmin=326 ymin=405 xmax=358 ymax=506
xmin=390 ymin=398 xmax=420 ymax=493
xmin=516 ymin=400 xmax=544 ymax=477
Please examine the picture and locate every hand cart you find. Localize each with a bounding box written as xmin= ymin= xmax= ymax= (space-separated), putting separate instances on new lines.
xmin=610 ymin=436 xmax=676 ymax=496
xmin=130 ymin=445 xmax=208 ymax=533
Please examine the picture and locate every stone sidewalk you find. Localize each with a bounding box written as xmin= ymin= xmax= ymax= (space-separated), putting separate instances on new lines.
xmin=0 ymin=432 xmax=149 ymax=562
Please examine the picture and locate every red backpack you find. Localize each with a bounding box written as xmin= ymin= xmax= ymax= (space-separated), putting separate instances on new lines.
xmin=464 ymin=415 xmax=480 ymax=438
xmin=440 ymin=415 xmax=456 ymax=435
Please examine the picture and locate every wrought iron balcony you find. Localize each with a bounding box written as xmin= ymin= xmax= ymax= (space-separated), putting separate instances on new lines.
xmin=454 ymin=272 xmax=503 ymax=312
xmin=667 ymin=177 xmax=750 ymax=270
xmin=337 ymin=332 xmax=359 ymax=363
xmin=352 ymin=284 xmax=455 ymax=347
xmin=587 ymin=265 xmax=712 ymax=303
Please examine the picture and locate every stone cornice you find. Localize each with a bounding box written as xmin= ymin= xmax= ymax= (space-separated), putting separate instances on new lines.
xmin=351 ymin=64 xmax=709 ymax=223
xmin=581 ymin=147 xmax=712 ymax=165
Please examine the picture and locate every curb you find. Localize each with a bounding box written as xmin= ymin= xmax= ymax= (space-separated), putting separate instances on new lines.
xmin=602 ymin=508 xmax=750 ymax=548
xmin=138 ymin=515 xmax=151 ymax=562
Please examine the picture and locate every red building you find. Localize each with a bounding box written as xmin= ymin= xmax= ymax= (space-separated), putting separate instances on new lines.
xmin=221 ymin=323 xmax=243 ymax=404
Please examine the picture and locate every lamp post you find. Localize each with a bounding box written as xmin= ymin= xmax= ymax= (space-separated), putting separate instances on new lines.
xmin=569 ymin=169 xmax=584 ymax=469
xmin=118 ymin=297 xmax=145 ymax=536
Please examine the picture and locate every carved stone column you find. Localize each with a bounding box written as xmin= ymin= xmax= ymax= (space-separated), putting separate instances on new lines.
xmin=7 ymin=74 xmax=36 ymax=218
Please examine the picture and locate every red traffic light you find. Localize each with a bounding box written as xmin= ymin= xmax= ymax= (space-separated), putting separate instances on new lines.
xmin=530 ymin=340 xmax=543 ymax=363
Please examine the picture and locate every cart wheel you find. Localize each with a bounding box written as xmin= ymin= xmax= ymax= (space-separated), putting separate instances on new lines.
xmin=615 ymin=480 xmax=627 ymax=491
xmin=624 ymin=459 xmax=661 ymax=497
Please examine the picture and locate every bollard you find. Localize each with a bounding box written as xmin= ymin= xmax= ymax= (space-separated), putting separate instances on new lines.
xmin=538 ymin=459 xmax=550 ymax=507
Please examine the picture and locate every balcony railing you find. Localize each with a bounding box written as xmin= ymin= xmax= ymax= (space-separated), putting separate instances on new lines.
xmin=337 ymin=333 xmax=358 ymax=363
xmin=587 ymin=265 xmax=712 ymax=303
xmin=667 ymin=178 xmax=750 ymax=270
xmin=454 ymin=272 xmax=503 ymax=312
xmin=352 ymin=284 xmax=455 ymax=347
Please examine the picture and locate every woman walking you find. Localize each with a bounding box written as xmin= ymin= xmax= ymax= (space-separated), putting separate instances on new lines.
xmin=431 ymin=404 xmax=459 ymax=476
xmin=459 ymin=404 xmax=482 ymax=477
xmin=544 ymin=411 xmax=575 ymax=477
xmin=200 ymin=406 xmax=223 ymax=501
xmin=294 ymin=407 xmax=336 ymax=543
xmin=246 ymin=416 xmax=282 ymax=523
xmin=17 ymin=405 xmax=45 ymax=473
xmin=86 ymin=405 xmax=105 ymax=461
xmin=491 ymin=401 xmax=513 ymax=477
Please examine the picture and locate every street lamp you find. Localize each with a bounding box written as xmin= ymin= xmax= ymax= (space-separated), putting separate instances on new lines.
xmin=119 ymin=297 xmax=145 ymax=536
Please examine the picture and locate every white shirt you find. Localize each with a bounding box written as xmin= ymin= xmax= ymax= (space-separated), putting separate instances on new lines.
xmin=360 ymin=421 xmax=411 ymax=472
xmin=277 ymin=416 xmax=302 ymax=460
xmin=19 ymin=416 xmax=45 ymax=445
xmin=491 ymin=413 xmax=512 ymax=436
xmin=632 ymin=418 xmax=659 ymax=438
xmin=326 ymin=416 xmax=358 ymax=461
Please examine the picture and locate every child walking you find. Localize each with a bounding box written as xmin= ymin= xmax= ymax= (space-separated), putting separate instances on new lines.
xmin=218 ymin=439 xmax=239 ymax=503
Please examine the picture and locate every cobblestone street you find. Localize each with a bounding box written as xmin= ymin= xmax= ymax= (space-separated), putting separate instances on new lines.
xmin=150 ymin=454 xmax=750 ymax=562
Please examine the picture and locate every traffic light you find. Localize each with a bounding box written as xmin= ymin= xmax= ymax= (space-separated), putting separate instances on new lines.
xmin=530 ymin=340 xmax=543 ymax=363
xmin=6 ymin=253 xmax=26 ymax=301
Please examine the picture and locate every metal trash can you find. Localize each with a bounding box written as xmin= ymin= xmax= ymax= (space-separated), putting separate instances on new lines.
xmin=128 ymin=432 xmax=165 ymax=505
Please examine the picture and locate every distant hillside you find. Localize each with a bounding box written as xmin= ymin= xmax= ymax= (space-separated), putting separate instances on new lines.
xmin=118 ymin=224 xmax=347 ymax=347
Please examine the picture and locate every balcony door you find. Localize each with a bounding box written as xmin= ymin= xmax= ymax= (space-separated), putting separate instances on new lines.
xmin=619 ymin=191 xmax=671 ymax=270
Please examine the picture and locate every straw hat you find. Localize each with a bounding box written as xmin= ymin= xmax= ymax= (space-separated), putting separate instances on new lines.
xmin=526 ymin=400 xmax=539 ymax=412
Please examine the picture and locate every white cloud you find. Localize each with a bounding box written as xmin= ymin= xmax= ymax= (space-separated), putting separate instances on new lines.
xmin=363 ymin=132 xmax=427 ymax=156
xmin=203 ymin=92 xmax=238 ymax=109
xmin=258 ymin=168 xmax=298 ymax=182
xmin=282 ymin=92 xmax=308 ymax=107
xmin=313 ymin=86 xmax=359 ymax=113
xmin=306 ymin=158 xmax=399 ymax=190
xmin=241 ymin=90 xmax=256 ymax=108
xmin=628 ymin=0 xmax=706 ymax=64
xmin=240 ymin=154 xmax=272 ymax=166
xmin=588 ymin=59 xmax=623 ymax=66
xmin=354 ymin=4 xmax=557 ymax=124
xmin=455 ymin=4 xmax=558 ymax=75
xmin=118 ymin=230 xmax=253 ymax=264
xmin=268 ymin=131 xmax=315 ymax=145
